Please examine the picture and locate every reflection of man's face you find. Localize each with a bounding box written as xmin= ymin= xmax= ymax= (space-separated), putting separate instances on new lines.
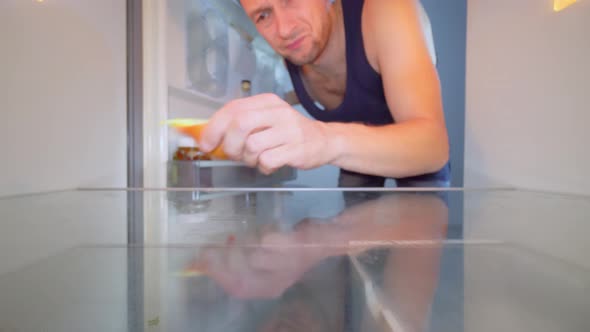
xmin=241 ymin=0 xmax=334 ymax=65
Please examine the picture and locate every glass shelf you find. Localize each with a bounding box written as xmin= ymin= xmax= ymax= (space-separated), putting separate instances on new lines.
xmin=0 ymin=188 xmax=589 ymax=331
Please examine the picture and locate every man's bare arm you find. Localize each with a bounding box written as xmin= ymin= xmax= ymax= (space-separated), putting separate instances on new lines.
xmin=325 ymin=0 xmax=449 ymax=178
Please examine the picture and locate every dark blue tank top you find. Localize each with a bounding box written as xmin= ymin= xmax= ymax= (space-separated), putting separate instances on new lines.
xmin=285 ymin=0 xmax=450 ymax=187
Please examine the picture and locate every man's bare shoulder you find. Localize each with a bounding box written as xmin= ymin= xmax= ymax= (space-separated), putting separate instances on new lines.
xmin=364 ymin=0 xmax=437 ymax=65
xmin=361 ymin=0 xmax=416 ymax=69
xmin=363 ymin=0 xmax=418 ymax=33
xmin=363 ymin=0 xmax=431 ymax=68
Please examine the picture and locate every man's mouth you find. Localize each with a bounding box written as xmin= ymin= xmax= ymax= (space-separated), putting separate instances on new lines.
xmin=286 ymin=36 xmax=306 ymax=51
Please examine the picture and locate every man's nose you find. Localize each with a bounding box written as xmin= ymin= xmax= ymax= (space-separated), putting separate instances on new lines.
xmin=275 ymin=9 xmax=297 ymax=39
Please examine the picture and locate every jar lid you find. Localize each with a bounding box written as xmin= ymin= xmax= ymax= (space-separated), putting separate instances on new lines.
xmin=178 ymin=136 xmax=196 ymax=148
xmin=241 ymin=80 xmax=252 ymax=91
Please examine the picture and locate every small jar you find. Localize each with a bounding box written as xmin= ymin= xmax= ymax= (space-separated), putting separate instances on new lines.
xmin=240 ymin=80 xmax=252 ymax=97
xmin=173 ymin=137 xmax=210 ymax=161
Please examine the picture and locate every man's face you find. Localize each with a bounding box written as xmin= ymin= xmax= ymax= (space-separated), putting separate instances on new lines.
xmin=241 ymin=0 xmax=333 ymax=65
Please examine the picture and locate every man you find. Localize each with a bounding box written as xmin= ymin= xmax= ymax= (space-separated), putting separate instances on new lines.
xmin=198 ymin=0 xmax=450 ymax=187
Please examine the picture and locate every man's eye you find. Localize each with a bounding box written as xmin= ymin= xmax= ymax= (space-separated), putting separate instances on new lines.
xmin=256 ymin=11 xmax=270 ymax=23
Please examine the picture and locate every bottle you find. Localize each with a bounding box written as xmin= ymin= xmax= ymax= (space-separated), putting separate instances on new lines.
xmin=240 ymin=80 xmax=252 ymax=98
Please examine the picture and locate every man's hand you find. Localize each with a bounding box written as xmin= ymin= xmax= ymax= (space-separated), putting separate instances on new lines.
xmin=195 ymin=232 xmax=328 ymax=300
xmin=198 ymin=93 xmax=337 ymax=174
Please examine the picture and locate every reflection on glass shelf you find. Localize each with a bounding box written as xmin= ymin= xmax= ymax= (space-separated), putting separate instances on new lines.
xmin=0 ymin=189 xmax=589 ymax=331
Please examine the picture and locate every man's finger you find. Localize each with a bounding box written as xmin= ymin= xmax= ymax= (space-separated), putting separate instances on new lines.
xmin=242 ymin=127 xmax=289 ymax=167
xmin=222 ymin=106 xmax=284 ymax=160
xmin=200 ymin=95 xmax=285 ymax=153
xmin=258 ymin=143 xmax=299 ymax=175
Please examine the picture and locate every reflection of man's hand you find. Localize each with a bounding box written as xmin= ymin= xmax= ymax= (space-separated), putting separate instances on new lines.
xmin=195 ymin=231 xmax=328 ymax=300
xmin=192 ymin=192 xmax=448 ymax=303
